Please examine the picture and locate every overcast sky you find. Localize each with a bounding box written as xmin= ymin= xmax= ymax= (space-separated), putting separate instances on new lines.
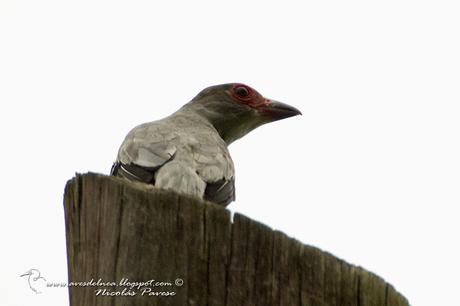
xmin=1 ymin=1 xmax=459 ymax=305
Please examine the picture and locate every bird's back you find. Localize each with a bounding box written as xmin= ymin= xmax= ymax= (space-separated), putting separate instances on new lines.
xmin=111 ymin=82 xmax=300 ymax=206
xmin=112 ymin=113 xmax=235 ymax=206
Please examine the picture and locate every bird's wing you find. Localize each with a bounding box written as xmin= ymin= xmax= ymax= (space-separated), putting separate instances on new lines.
xmin=191 ymin=138 xmax=235 ymax=205
xmin=113 ymin=121 xmax=178 ymax=182
xmin=113 ymin=120 xmax=235 ymax=206
xmin=204 ymin=177 xmax=235 ymax=205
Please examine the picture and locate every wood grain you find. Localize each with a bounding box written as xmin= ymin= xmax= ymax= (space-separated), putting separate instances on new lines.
xmin=64 ymin=173 xmax=409 ymax=306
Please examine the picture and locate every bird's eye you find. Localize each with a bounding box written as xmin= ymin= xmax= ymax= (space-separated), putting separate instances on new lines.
xmin=235 ymin=86 xmax=250 ymax=98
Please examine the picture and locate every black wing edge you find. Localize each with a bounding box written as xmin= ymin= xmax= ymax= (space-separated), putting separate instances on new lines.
xmin=111 ymin=162 xmax=235 ymax=206
xmin=204 ymin=177 xmax=235 ymax=207
xmin=111 ymin=162 xmax=157 ymax=184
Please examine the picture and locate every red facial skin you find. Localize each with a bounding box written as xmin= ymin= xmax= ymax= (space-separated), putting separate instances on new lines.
xmin=230 ymin=84 xmax=271 ymax=110
xmin=229 ymin=83 xmax=301 ymax=119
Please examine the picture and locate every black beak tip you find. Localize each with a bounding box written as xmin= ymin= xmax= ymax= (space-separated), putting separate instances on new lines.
xmin=265 ymin=100 xmax=302 ymax=120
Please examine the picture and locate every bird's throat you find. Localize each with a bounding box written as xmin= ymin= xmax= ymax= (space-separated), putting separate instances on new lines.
xmin=213 ymin=114 xmax=266 ymax=145
xmin=182 ymin=99 xmax=266 ymax=145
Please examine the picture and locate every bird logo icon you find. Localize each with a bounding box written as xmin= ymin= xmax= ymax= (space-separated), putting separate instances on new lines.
xmin=20 ymin=269 xmax=47 ymax=294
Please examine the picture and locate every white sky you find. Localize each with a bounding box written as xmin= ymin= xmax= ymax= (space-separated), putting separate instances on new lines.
xmin=1 ymin=1 xmax=459 ymax=305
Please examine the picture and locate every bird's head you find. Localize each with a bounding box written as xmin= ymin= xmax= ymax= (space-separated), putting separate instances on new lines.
xmin=20 ymin=269 xmax=39 ymax=278
xmin=185 ymin=83 xmax=301 ymax=144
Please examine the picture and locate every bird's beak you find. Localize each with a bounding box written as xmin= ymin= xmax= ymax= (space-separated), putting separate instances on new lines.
xmin=20 ymin=272 xmax=30 ymax=277
xmin=259 ymin=99 xmax=302 ymax=121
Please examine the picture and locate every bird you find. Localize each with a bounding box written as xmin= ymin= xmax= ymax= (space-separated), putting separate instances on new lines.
xmin=20 ymin=269 xmax=47 ymax=294
xmin=111 ymin=83 xmax=301 ymax=206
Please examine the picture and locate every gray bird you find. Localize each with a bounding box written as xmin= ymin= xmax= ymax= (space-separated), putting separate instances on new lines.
xmin=111 ymin=83 xmax=301 ymax=206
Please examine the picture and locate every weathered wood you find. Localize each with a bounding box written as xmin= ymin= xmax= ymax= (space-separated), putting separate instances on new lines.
xmin=64 ymin=173 xmax=409 ymax=306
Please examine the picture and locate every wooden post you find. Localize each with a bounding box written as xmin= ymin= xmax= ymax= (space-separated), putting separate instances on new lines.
xmin=64 ymin=173 xmax=409 ymax=306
